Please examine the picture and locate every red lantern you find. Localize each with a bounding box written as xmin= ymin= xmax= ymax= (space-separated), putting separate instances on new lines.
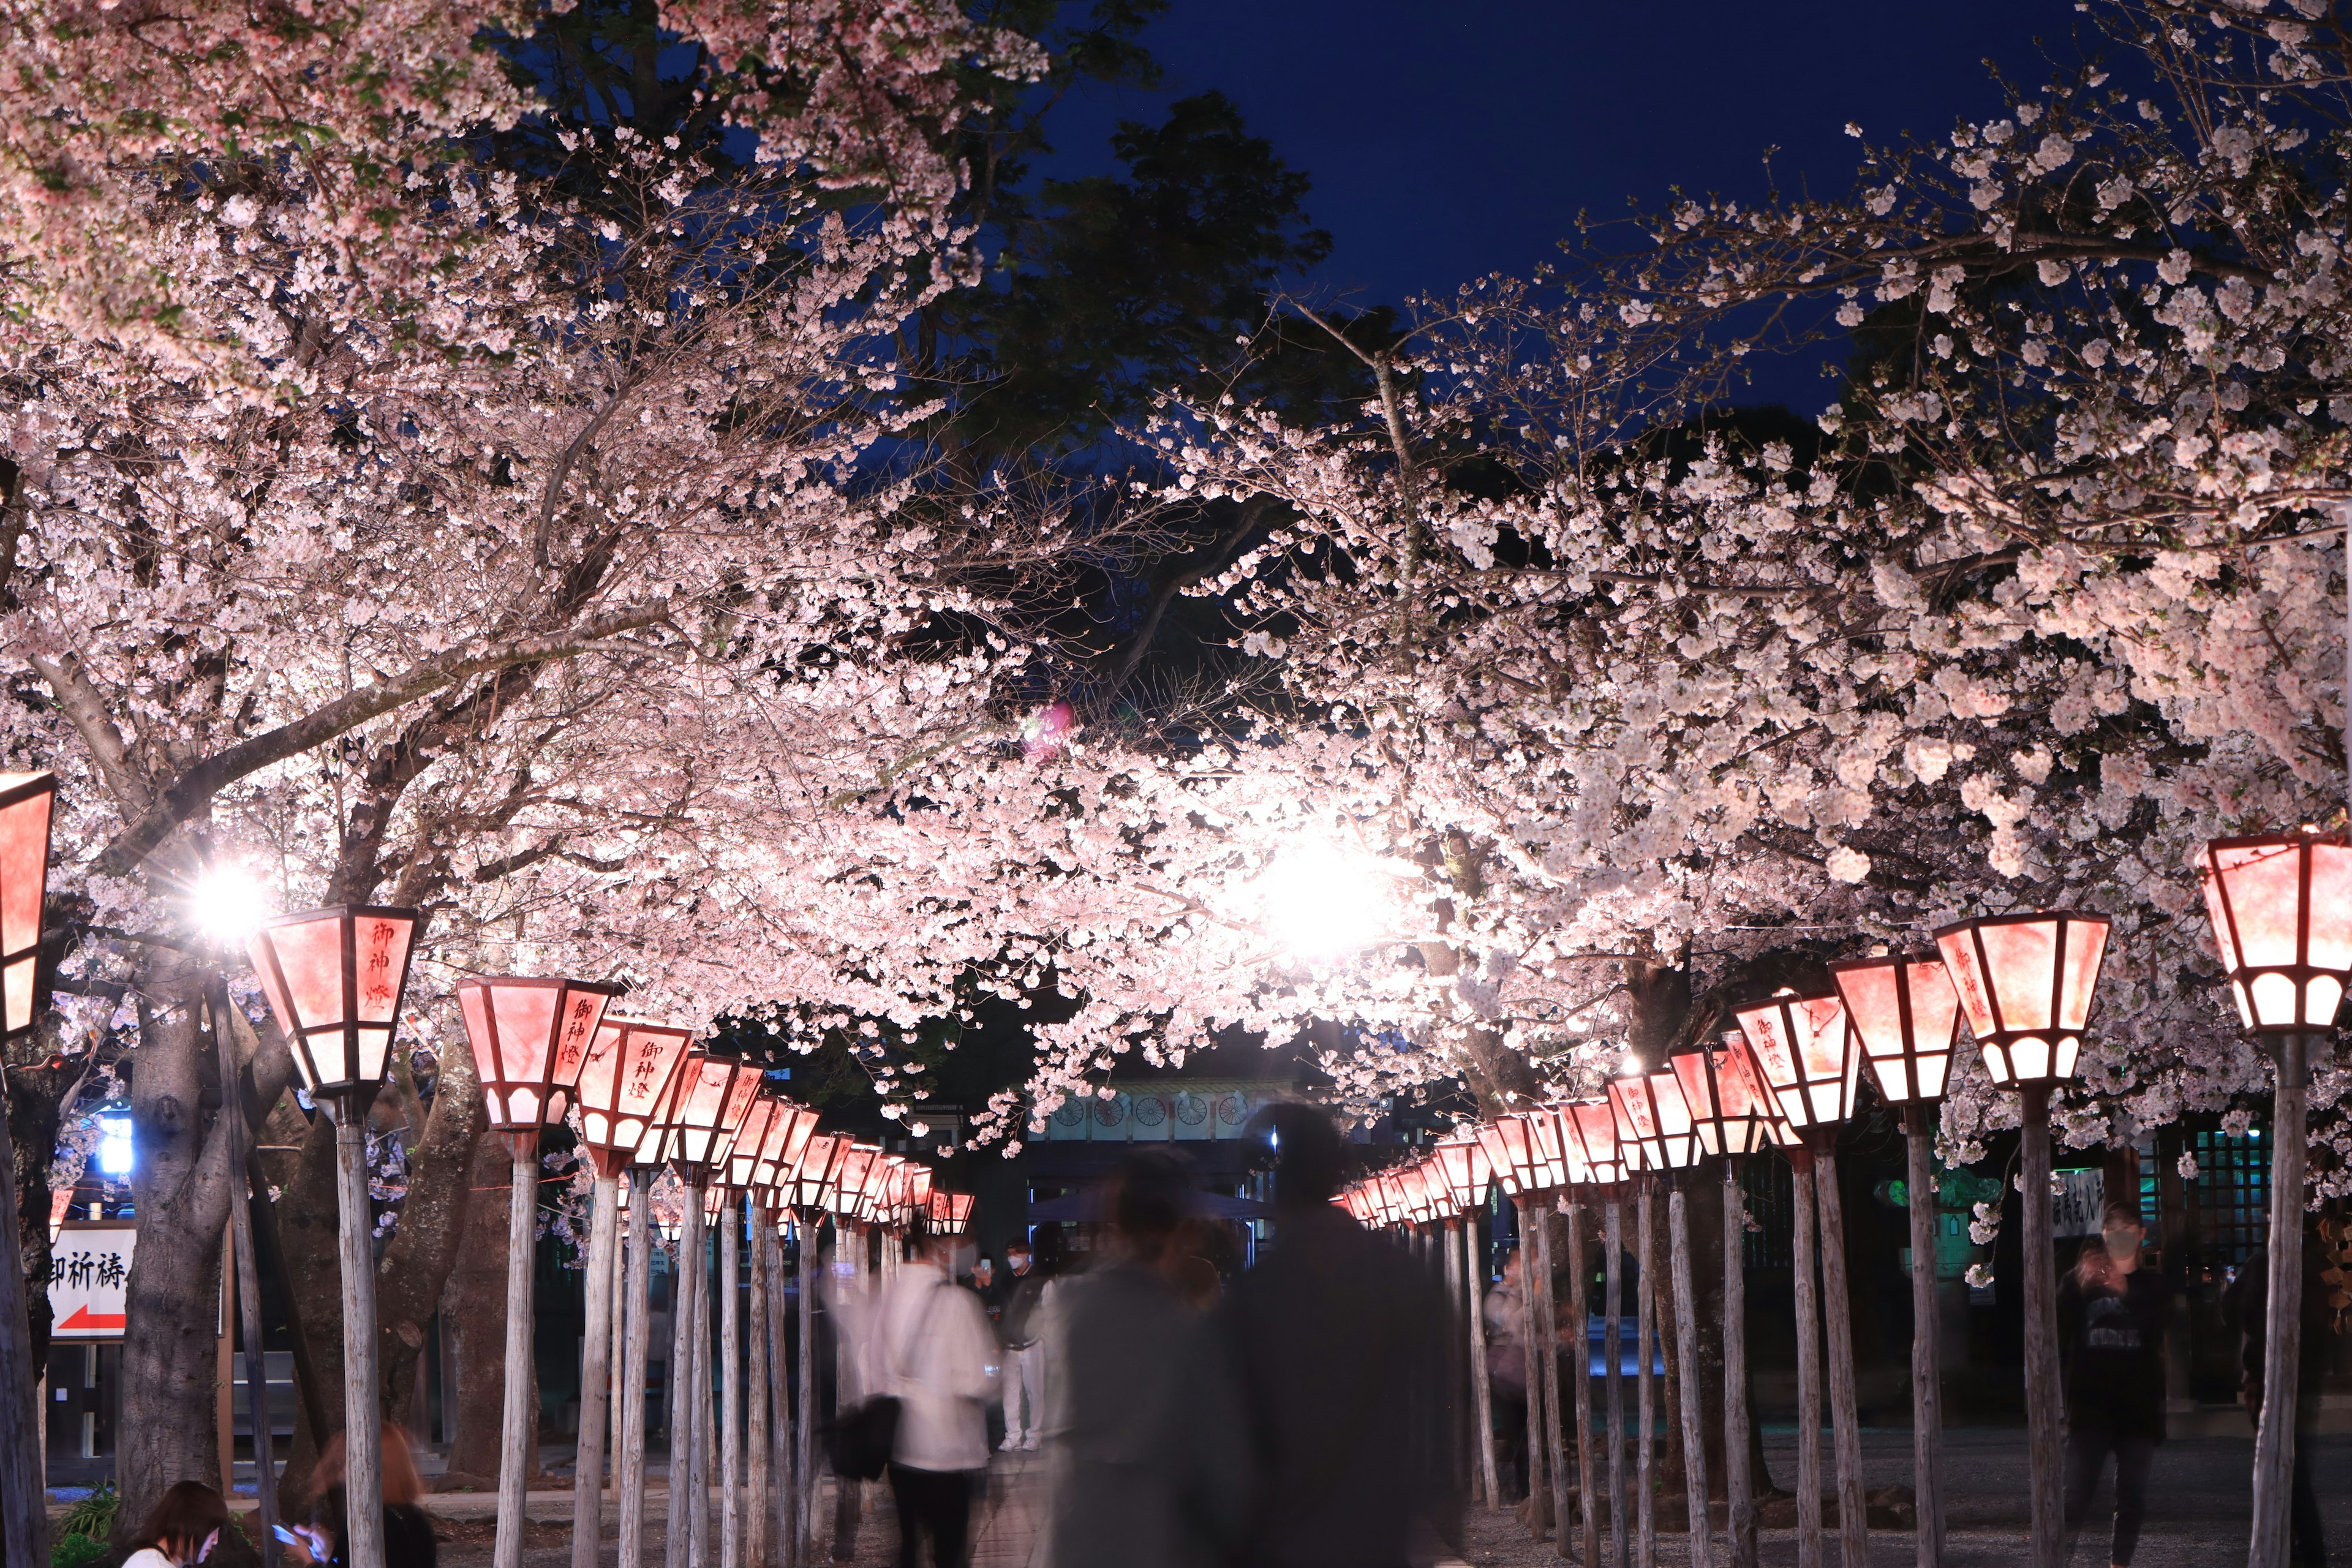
xmin=1476 ymin=1115 xmax=1541 ymax=1197
xmin=1934 ymin=912 xmax=2110 ymax=1087
xmin=1733 ymin=988 xmax=1860 ymax=1133
xmin=1830 ymin=956 xmax=1962 ymax=1106
xmin=724 ymin=1096 xmax=789 ymax=1191
xmin=1670 ymin=1038 xmax=1783 ymax=1158
xmin=0 ymin=771 xmax=55 ymax=1040
xmin=753 ymin=1105 xmax=821 ymax=1191
xmin=830 ymin=1144 xmax=879 ymax=1216
xmin=2196 ymin=831 xmax=2352 ymax=1035
xmin=789 ymin=1133 xmax=845 ymax=1210
xmin=1608 ymin=1068 xmax=1702 ymax=1170
xmin=1527 ymin=1108 xmax=1575 ymax=1191
xmin=1558 ymin=1098 xmax=1629 ymax=1185
xmin=944 ymin=1192 xmax=974 ymax=1234
xmin=1432 ymin=1136 xmax=1492 ymax=1210
xmin=458 ymin=978 xmax=619 ymax=1139
xmin=247 ymin=906 xmax=424 ymax=1101
xmin=655 ymin=1052 xmax=762 ymax=1177
xmin=573 ymin=1017 xmax=695 ymax=1172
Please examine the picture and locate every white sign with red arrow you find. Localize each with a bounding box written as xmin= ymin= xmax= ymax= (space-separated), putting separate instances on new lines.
xmin=48 ymin=1221 xmax=134 ymax=1340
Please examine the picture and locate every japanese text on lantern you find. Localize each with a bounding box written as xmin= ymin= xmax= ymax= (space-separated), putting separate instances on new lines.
xmin=559 ymin=995 xmax=597 ymax=1072
xmin=362 ymin=919 xmax=397 ymax=1010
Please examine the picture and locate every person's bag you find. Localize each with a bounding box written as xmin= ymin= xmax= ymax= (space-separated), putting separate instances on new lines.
xmin=824 ymin=1393 xmax=902 ymax=1480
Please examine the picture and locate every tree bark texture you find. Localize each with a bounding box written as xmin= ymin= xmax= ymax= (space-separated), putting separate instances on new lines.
xmin=722 ymin=1198 xmax=744 ymax=1568
xmin=1532 ymin=1208 xmax=1571 ymax=1559
xmin=1606 ymin=1197 xmax=1628 ymax=1568
xmin=1904 ymin=1106 xmax=1945 ymax=1568
xmin=749 ymin=1205 xmax=771 ymax=1568
xmin=1670 ymin=1183 xmax=1713 ymax=1568
xmin=1722 ymin=1167 xmax=1757 ymax=1568
xmin=667 ymin=1194 xmax=704 ymax=1568
xmin=2248 ymin=1034 xmax=2311 ymax=1568
xmin=573 ymin=1176 xmax=619 ymax=1568
xmin=796 ymin=1215 xmax=820 ymax=1568
xmin=448 ymin=1128 xmax=527 ymax=1484
xmin=0 ymin=1068 xmax=48 ymax=1568
xmin=1790 ymin=1156 xmax=1823 ymax=1568
xmin=209 ymin=979 xmax=281 ymax=1568
xmin=336 ymin=1106 xmax=388 ymax=1568
xmin=494 ymin=1137 xmax=540 ymax=1568
xmin=1442 ymin=1218 xmax=1471 ymax=1504
xmin=1638 ymin=1179 xmax=1657 ymax=1568
xmin=1812 ymin=1147 xmax=1868 ymax=1568
xmin=1463 ymin=1214 xmax=1500 ymax=1509
xmin=619 ymin=1169 xmax=655 ymax=1568
xmin=2018 ymin=1085 xmax=2062 ymax=1568
xmin=1567 ymin=1202 xmax=1599 ymax=1568
xmin=1516 ymin=1198 xmax=1551 ymax=1539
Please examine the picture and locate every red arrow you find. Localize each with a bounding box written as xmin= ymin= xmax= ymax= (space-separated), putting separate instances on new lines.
xmin=56 ymin=1305 xmax=126 ymax=1332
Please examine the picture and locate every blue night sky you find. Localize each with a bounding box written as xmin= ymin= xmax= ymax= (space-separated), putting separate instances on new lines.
xmin=1038 ymin=0 xmax=2079 ymax=407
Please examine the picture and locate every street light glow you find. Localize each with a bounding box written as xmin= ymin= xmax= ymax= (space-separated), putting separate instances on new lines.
xmin=189 ymin=864 xmax=271 ymax=942
xmin=1259 ymin=836 xmax=1391 ymax=960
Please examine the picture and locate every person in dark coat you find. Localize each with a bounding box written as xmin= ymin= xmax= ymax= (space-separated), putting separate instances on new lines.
xmin=2222 ymin=1210 xmax=2339 ymax=1568
xmin=2057 ymin=1204 xmax=2172 ymax=1567
xmin=1219 ymin=1105 xmax=1460 ymax=1568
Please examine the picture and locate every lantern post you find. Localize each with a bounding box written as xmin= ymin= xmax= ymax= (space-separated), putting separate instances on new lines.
xmin=2192 ymin=832 xmax=2352 ymax=1568
xmin=715 ymin=1094 xmax=788 ymax=1568
xmin=745 ymin=1104 xmax=817 ymax=1568
xmin=458 ymin=978 xmax=618 ymax=1568
xmin=1474 ymin=1115 xmax=1560 ymax=1545
xmin=1832 ymin=954 xmax=1964 ymax=1568
xmin=1672 ymin=1036 xmax=1784 ymax=1568
xmin=1611 ymin=1065 xmax=1713 ymax=1568
xmin=1560 ymin=1096 xmax=1630 ymax=1568
xmin=0 ymin=771 xmax=55 ymax=1566
xmin=1934 ymin=911 xmax=2110 ymax=1568
xmin=247 ymin=905 xmax=426 ymax=1568
xmin=1435 ymin=1136 xmax=1501 ymax=1507
xmin=584 ymin=1019 xmax=695 ymax=1568
xmin=787 ymin=1133 xmax=845 ymax=1566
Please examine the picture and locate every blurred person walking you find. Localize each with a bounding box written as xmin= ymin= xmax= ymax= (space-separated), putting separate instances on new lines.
xmin=1483 ymin=1250 xmax=1529 ymax=1503
xmin=1038 ymin=1151 xmax=1248 ymax=1568
xmin=999 ymin=1237 xmax=1051 ymax=1452
xmin=1223 ymin=1106 xmax=1460 ymax=1568
xmin=283 ymin=1425 xmax=437 ymax=1567
xmin=2057 ymin=1204 xmax=2171 ymax=1568
xmin=869 ymin=1220 xmax=999 ymax=1568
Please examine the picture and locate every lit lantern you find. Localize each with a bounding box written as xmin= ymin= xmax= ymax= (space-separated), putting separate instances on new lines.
xmin=1934 ymin=912 xmax=2111 ymax=1086
xmin=458 ymin=978 xmax=619 ymax=1137
xmin=1476 ymin=1114 xmax=1542 ymax=1197
xmin=1433 ymin=1136 xmax=1493 ymax=1212
xmin=789 ymin=1134 xmax=845 ymax=1211
xmin=1339 ymin=1185 xmax=1376 ymax=1224
xmin=1733 ymin=988 xmax=1861 ymax=1133
xmin=1829 ymin=957 xmax=1962 ymax=1105
xmin=908 ymin=1165 xmax=936 ymax=1215
xmin=657 ymin=1052 xmax=763 ymax=1177
xmin=830 ymin=1144 xmax=879 ymax=1217
xmin=2196 ymin=831 xmax=2352 ymax=1034
xmin=573 ymin=1017 xmax=695 ymax=1169
xmin=944 ymin=1192 xmax=974 ymax=1234
xmin=247 ymin=905 xmax=424 ymax=1101
xmin=724 ymin=1096 xmax=788 ymax=1191
xmin=1559 ymin=1098 xmax=1630 ymax=1186
xmin=1608 ymin=1068 xmax=1702 ymax=1170
xmin=1670 ymin=1038 xmax=1783 ymax=1158
xmin=1527 ymin=1107 xmax=1577 ymax=1190
xmin=753 ymin=1106 xmax=821 ymax=1190
xmin=0 ymin=771 xmax=56 ymax=1040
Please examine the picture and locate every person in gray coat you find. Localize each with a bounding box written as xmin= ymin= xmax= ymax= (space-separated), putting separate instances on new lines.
xmin=1039 ymin=1149 xmax=1249 ymax=1568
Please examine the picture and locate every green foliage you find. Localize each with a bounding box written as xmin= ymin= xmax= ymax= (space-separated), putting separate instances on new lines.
xmin=48 ymin=1534 xmax=110 ymax=1568
xmin=57 ymin=1481 xmax=118 ymax=1544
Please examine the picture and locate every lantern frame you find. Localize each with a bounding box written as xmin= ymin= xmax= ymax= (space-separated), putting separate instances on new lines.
xmin=654 ymin=1052 xmax=763 ymax=1179
xmin=573 ymin=1017 xmax=695 ymax=1172
xmin=789 ymin=1133 xmax=845 ymax=1211
xmin=1558 ymin=1098 xmax=1629 ymax=1186
xmin=458 ymin=976 xmax=620 ymax=1139
xmin=753 ymin=1105 xmax=821 ymax=1190
xmin=1670 ymin=1038 xmax=1782 ymax=1158
xmin=247 ymin=905 xmax=426 ymax=1102
xmin=830 ymin=1144 xmax=880 ymax=1217
xmin=1431 ymin=1136 xmax=1493 ymax=1210
xmin=1608 ymin=1068 xmax=1702 ymax=1171
xmin=1733 ymin=987 xmax=1861 ymax=1135
xmin=2195 ymin=831 xmax=2352 ymax=1037
xmin=0 ymin=771 xmax=56 ymax=1042
xmin=1933 ymin=911 xmax=2111 ymax=1088
xmin=1828 ymin=956 xmax=1962 ymax=1106
xmin=1475 ymin=1115 xmax=1541 ymax=1197
xmin=724 ymin=1095 xmax=788 ymax=1191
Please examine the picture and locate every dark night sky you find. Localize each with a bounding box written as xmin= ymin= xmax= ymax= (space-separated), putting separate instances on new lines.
xmin=1038 ymin=0 xmax=2084 ymax=408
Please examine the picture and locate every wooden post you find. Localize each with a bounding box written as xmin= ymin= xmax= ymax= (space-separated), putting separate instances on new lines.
xmin=722 ymin=1194 xmax=744 ymax=1568
xmin=209 ymin=978 xmax=281 ymax=1566
xmin=795 ymin=1213 xmax=820 ymax=1568
xmin=1462 ymin=1213 xmax=1501 ymax=1508
xmin=1790 ymin=1152 xmax=1823 ymax=1568
xmin=1531 ymin=1205 xmax=1572 ymax=1558
xmin=611 ymin=1215 xmax=629 ymax=1493
xmin=1722 ymin=1164 xmax=1757 ymax=1568
xmin=1605 ymin=1195 xmax=1627 ymax=1568
xmin=2248 ymin=1034 xmax=2312 ymax=1568
xmin=1669 ymin=1181 xmax=1713 ymax=1568
xmin=619 ymin=1169 xmax=657 ymax=1568
xmin=748 ymin=1203 xmax=771 ymax=1568
xmin=494 ymin=1134 xmax=541 ymax=1568
xmin=0 ymin=1080 xmax=45 ymax=1568
xmin=1812 ymin=1147 xmax=1868 ymax=1568
xmin=1637 ymin=1177 xmax=1657 ymax=1568
xmin=1444 ymin=1215 xmax=1474 ymax=1504
xmin=218 ymin=1240 xmax=236 ymax=1498
xmin=697 ymin=1281 xmax=717 ymax=1568
xmin=334 ymin=1102 xmax=388 ymax=1568
xmin=1516 ymin=1197 xmax=1552 ymax=1538
xmin=572 ymin=1167 xmax=622 ymax=1568
xmin=1566 ymin=1202 xmax=1599 ymax=1568
xmin=666 ymin=1191 xmax=702 ymax=1568
xmin=1903 ymin=1104 xmax=1945 ymax=1568
xmin=2017 ymin=1084 xmax=2062 ymax=1568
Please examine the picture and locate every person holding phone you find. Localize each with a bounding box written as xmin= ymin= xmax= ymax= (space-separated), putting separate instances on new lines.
xmin=121 ymin=1480 xmax=231 ymax=1567
xmin=281 ymin=1423 xmax=439 ymax=1566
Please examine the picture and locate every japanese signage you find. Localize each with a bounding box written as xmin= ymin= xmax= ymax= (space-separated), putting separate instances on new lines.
xmin=2052 ymin=1168 xmax=2106 ymax=1240
xmin=48 ymin=1221 xmax=134 ymax=1340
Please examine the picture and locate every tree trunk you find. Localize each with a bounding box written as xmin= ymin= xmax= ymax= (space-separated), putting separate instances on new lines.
xmin=449 ymin=1131 xmax=530 ymax=1483
xmin=1637 ymin=1179 xmax=1657 ymax=1567
xmin=1722 ymin=1166 xmax=1758 ymax=1568
xmin=1904 ymin=1107 xmax=1945 ymax=1568
xmin=1669 ymin=1183 xmax=1712 ymax=1568
xmin=1567 ymin=1201 xmax=1599 ymax=1568
xmin=1814 ymin=1148 xmax=1868 ymax=1568
xmin=1605 ymin=1197 xmax=1627 ymax=1568
xmin=1791 ymin=1155 xmax=1823 ymax=1568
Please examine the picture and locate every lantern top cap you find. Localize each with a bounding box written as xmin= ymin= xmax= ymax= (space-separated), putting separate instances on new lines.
xmin=458 ymin=974 xmax=622 ymax=994
xmin=1931 ymin=907 xmax=2110 ymax=935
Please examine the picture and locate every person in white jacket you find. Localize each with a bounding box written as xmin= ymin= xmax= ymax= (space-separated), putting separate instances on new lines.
xmin=870 ymin=1222 xmax=1000 ymax=1568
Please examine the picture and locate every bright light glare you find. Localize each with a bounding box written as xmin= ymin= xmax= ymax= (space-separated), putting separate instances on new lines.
xmin=190 ymin=865 xmax=271 ymax=942
xmin=1259 ymin=837 xmax=1392 ymax=960
xmin=98 ymin=1115 xmax=134 ymax=1177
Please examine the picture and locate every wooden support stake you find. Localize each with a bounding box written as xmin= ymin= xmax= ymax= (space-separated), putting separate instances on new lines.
xmin=1722 ymin=1166 xmax=1757 ymax=1568
xmin=1567 ymin=1202 xmax=1599 ymax=1568
xmin=1637 ymin=1177 xmax=1657 ymax=1568
xmin=619 ymin=1169 xmax=656 ymax=1568
xmin=1517 ymin=1197 xmax=1552 ymax=1539
xmin=1606 ymin=1196 xmax=1628 ymax=1568
xmin=1669 ymin=1182 xmax=1713 ymax=1568
xmin=2248 ymin=1032 xmax=2312 ymax=1568
xmin=1463 ymin=1213 xmax=1501 ymax=1509
xmin=666 ymin=1189 xmax=703 ymax=1568
xmin=1790 ymin=1153 xmax=1823 ymax=1568
xmin=795 ymin=1214 xmax=820 ymax=1568
xmin=722 ymin=1196 xmax=744 ymax=1568
xmin=748 ymin=1203 xmax=771 ymax=1568
xmin=2017 ymin=1085 xmax=2062 ymax=1568
xmin=1813 ymin=1147 xmax=1868 ymax=1568
xmin=334 ymin=1104 xmax=388 ymax=1568
xmin=1903 ymin=1105 xmax=1945 ymax=1568
xmin=0 ymin=1077 xmax=46 ymax=1568
xmin=1444 ymin=1216 xmax=1474 ymax=1504
xmin=572 ymin=1172 xmax=620 ymax=1568
xmin=1532 ymin=1205 xmax=1572 ymax=1559
xmin=494 ymin=1136 xmax=541 ymax=1568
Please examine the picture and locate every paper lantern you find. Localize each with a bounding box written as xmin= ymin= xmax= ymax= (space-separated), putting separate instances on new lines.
xmin=752 ymin=1105 xmax=821 ymax=1190
xmin=724 ymin=1096 xmax=789 ymax=1191
xmin=1475 ymin=1115 xmax=1540 ymax=1197
xmin=1432 ymin=1136 xmax=1493 ymax=1210
xmin=247 ymin=906 xmax=424 ymax=1101
xmin=655 ymin=1052 xmax=763 ymax=1175
xmin=1527 ymin=1107 xmax=1577 ymax=1190
xmin=829 ymin=1144 xmax=880 ymax=1216
xmin=2196 ymin=831 xmax=2352 ymax=1035
xmin=1670 ymin=1038 xmax=1783 ymax=1158
xmin=0 ymin=772 xmax=55 ymax=1040
xmin=458 ymin=977 xmax=619 ymax=1136
xmin=573 ymin=1017 xmax=695 ymax=1165
xmin=1830 ymin=956 xmax=1962 ymax=1105
xmin=1608 ymin=1068 xmax=1702 ymax=1170
xmin=1733 ymin=988 xmax=1861 ymax=1132
xmin=1934 ymin=912 xmax=2110 ymax=1087
xmin=1558 ymin=1098 xmax=1629 ymax=1186
xmin=789 ymin=1133 xmax=845 ymax=1210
